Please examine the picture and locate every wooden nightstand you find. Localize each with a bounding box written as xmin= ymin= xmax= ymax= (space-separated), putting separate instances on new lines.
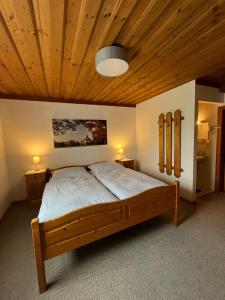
xmin=25 ymin=169 xmax=47 ymax=207
xmin=115 ymin=159 xmax=135 ymax=170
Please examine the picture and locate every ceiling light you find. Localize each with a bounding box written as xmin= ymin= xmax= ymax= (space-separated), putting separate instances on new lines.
xmin=95 ymin=46 xmax=129 ymax=77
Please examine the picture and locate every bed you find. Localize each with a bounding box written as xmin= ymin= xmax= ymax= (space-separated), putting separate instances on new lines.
xmin=31 ymin=163 xmax=180 ymax=293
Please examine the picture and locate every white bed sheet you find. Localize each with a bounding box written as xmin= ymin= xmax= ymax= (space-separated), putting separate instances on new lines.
xmin=92 ymin=168 xmax=167 ymax=200
xmin=38 ymin=172 xmax=118 ymax=222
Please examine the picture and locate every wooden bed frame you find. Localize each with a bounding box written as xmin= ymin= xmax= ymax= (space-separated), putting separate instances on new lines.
xmin=31 ymin=166 xmax=180 ymax=293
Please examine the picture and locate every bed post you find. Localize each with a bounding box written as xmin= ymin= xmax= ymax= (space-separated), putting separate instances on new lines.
xmin=173 ymin=181 xmax=180 ymax=225
xmin=31 ymin=218 xmax=46 ymax=293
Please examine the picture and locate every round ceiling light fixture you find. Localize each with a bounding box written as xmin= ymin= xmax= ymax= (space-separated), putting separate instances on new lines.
xmin=95 ymin=46 xmax=129 ymax=77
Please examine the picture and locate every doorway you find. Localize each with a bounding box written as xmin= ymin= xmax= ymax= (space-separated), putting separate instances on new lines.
xmin=196 ymin=102 xmax=220 ymax=198
xmin=215 ymin=106 xmax=225 ymax=192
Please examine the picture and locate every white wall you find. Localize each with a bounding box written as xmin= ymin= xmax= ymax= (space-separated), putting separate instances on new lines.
xmin=136 ymin=81 xmax=197 ymax=201
xmin=0 ymin=114 xmax=10 ymax=219
xmin=196 ymin=84 xmax=224 ymax=103
xmin=0 ymin=100 xmax=136 ymax=202
xmin=0 ymin=81 xmax=199 ymax=206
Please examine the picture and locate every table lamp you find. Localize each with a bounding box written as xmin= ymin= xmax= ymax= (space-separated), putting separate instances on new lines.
xmin=118 ymin=147 xmax=124 ymax=160
xmin=33 ymin=156 xmax=40 ymax=171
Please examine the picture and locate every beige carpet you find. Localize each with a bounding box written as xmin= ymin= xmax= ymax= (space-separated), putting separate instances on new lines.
xmin=0 ymin=193 xmax=225 ymax=300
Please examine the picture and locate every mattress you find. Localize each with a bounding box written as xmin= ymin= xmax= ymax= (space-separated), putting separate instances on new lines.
xmin=92 ymin=168 xmax=167 ymax=200
xmin=38 ymin=171 xmax=118 ymax=222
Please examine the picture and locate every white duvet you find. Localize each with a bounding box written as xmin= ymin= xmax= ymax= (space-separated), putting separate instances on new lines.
xmin=92 ymin=168 xmax=167 ymax=200
xmin=38 ymin=172 xmax=118 ymax=222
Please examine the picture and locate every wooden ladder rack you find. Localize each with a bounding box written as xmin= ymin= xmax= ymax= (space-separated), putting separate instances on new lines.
xmin=158 ymin=110 xmax=184 ymax=178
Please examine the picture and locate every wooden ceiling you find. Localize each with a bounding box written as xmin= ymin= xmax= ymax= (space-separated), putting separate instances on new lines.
xmin=197 ymin=70 xmax=225 ymax=92
xmin=1 ymin=0 xmax=225 ymax=107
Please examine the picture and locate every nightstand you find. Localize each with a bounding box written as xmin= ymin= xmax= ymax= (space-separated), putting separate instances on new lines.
xmin=115 ymin=159 xmax=135 ymax=170
xmin=25 ymin=169 xmax=47 ymax=207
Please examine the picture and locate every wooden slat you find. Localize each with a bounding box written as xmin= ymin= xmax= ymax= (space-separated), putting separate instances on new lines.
xmin=174 ymin=109 xmax=181 ymax=178
xmin=32 ymin=0 xmax=65 ymax=97
xmin=115 ymin=0 xmax=170 ymax=47
xmin=158 ymin=113 xmax=164 ymax=173
xmin=0 ymin=0 xmax=48 ymax=96
xmin=166 ymin=112 xmax=172 ymax=175
xmin=0 ymin=61 xmax=23 ymax=94
xmin=0 ymin=81 xmax=10 ymax=94
xmin=0 ymin=14 xmax=36 ymax=95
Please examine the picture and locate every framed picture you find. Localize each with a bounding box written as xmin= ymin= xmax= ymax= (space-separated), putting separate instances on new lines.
xmin=52 ymin=119 xmax=107 ymax=148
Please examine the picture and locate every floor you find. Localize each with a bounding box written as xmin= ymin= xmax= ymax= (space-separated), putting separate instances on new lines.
xmin=196 ymin=186 xmax=212 ymax=199
xmin=0 ymin=193 xmax=225 ymax=300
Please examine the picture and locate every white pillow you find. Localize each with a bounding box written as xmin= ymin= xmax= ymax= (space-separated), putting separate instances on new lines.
xmin=88 ymin=162 xmax=124 ymax=176
xmin=51 ymin=167 xmax=87 ymax=179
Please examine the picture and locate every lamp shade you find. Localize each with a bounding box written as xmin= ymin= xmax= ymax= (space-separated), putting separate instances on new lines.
xmin=118 ymin=148 xmax=124 ymax=154
xmin=32 ymin=156 xmax=40 ymax=164
xmin=95 ymin=46 xmax=129 ymax=77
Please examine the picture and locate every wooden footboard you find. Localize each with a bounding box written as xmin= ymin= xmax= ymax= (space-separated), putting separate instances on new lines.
xmin=31 ymin=181 xmax=179 ymax=293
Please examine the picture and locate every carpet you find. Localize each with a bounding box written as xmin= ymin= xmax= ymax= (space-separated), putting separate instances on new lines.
xmin=0 ymin=193 xmax=225 ymax=300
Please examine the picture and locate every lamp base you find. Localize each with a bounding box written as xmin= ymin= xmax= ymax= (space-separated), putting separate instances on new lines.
xmin=34 ymin=164 xmax=40 ymax=172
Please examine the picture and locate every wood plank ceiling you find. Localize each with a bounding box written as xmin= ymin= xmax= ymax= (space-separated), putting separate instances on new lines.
xmin=0 ymin=0 xmax=225 ymax=107
xmin=197 ymin=70 xmax=225 ymax=92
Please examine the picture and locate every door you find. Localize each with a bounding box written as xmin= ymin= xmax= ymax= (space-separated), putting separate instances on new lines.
xmin=215 ymin=106 xmax=225 ymax=192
